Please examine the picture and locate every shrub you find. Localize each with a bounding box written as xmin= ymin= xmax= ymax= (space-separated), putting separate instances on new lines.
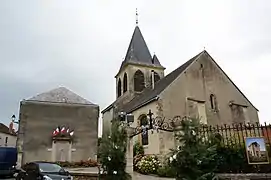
xmin=98 ymin=120 xmax=131 ymax=180
xmin=133 ymin=154 xmax=144 ymax=171
xmin=135 ymin=155 xmax=161 ymax=175
xmin=54 ymin=160 xmax=98 ymax=168
xmin=170 ymin=118 xmax=218 ymax=180
xmin=157 ymin=165 xmax=175 ymax=178
xmin=133 ymin=142 xmax=144 ymax=157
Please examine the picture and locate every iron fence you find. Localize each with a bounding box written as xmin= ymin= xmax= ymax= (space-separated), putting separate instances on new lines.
xmin=197 ymin=122 xmax=271 ymax=173
xmin=198 ymin=122 xmax=271 ymax=148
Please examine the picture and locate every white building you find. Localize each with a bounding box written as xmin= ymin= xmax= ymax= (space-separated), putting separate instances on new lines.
xmin=0 ymin=123 xmax=17 ymax=147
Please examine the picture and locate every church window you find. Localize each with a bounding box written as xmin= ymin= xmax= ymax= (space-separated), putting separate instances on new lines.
xmin=123 ymin=73 xmax=128 ymax=93
xmin=154 ymin=72 xmax=160 ymax=83
xmin=210 ymin=94 xmax=218 ymax=111
xmin=134 ymin=70 xmax=145 ymax=92
xmin=139 ymin=114 xmax=149 ymax=146
xmin=150 ymin=71 xmax=161 ymax=87
xmin=117 ymin=78 xmax=122 ymax=97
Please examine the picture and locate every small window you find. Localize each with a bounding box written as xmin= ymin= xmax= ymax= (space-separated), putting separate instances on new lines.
xmin=123 ymin=73 xmax=128 ymax=93
xmin=210 ymin=94 xmax=218 ymax=111
xmin=117 ymin=78 xmax=122 ymax=97
xmin=5 ymin=137 xmax=8 ymax=145
xmin=139 ymin=115 xmax=149 ymax=146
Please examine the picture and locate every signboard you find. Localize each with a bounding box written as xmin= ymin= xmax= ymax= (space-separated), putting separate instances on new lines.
xmin=244 ymin=137 xmax=269 ymax=165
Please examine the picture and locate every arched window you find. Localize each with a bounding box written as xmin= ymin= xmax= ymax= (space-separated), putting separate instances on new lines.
xmin=117 ymin=78 xmax=122 ymax=97
xmin=134 ymin=70 xmax=145 ymax=92
xmin=210 ymin=94 xmax=218 ymax=111
xmin=123 ymin=73 xmax=128 ymax=93
xmin=150 ymin=71 xmax=161 ymax=88
xmin=154 ymin=71 xmax=160 ymax=83
xmin=139 ymin=114 xmax=149 ymax=146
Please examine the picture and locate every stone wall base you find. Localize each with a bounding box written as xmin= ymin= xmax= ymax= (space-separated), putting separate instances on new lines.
xmin=218 ymin=173 xmax=271 ymax=180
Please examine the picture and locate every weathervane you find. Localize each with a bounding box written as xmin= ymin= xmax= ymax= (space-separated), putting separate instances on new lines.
xmin=136 ymin=8 xmax=138 ymax=25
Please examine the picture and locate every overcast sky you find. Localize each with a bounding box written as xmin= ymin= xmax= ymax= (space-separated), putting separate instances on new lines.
xmin=0 ymin=0 xmax=271 ymax=135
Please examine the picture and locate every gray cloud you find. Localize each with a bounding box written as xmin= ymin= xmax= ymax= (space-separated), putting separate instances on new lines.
xmin=1 ymin=0 xmax=271 ymax=134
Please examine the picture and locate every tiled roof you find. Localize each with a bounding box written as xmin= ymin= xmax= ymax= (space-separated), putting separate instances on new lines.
xmin=0 ymin=123 xmax=16 ymax=136
xmin=26 ymin=87 xmax=95 ymax=105
xmin=102 ymin=51 xmax=203 ymax=113
xmin=103 ymin=50 xmax=258 ymax=113
xmin=120 ymin=51 xmax=203 ymax=113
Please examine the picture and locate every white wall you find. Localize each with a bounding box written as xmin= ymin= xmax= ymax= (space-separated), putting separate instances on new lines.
xmin=0 ymin=132 xmax=17 ymax=147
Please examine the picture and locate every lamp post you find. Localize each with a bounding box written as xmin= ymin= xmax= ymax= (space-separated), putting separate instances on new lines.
xmin=118 ymin=109 xmax=160 ymax=136
xmin=11 ymin=115 xmax=19 ymax=124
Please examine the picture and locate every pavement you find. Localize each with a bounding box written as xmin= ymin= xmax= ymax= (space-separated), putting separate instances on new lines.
xmin=133 ymin=172 xmax=174 ymax=180
xmin=0 ymin=168 xmax=174 ymax=180
xmin=66 ymin=167 xmax=174 ymax=180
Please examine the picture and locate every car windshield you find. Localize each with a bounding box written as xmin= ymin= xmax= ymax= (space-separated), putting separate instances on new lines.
xmin=38 ymin=163 xmax=62 ymax=173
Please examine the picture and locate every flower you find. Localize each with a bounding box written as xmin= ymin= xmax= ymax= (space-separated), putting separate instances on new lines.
xmin=173 ymin=154 xmax=177 ymax=159
xmin=169 ymin=157 xmax=173 ymax=162
xmin=108 ymin=156 xmax=111 ymax=161
xmin=113 ymin=171 xmax=117 ymax=174
xmin=191 ymin=130 xmax=196 ymax=136
xmin=135 ymin=155 xmax=161 ymax=174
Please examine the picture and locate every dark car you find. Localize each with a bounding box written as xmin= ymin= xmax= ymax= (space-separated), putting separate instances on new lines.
xmin=15 ymin=162 xmax=73 ymax=180
xmin=0 ymin=147 xmax=17 ymax=177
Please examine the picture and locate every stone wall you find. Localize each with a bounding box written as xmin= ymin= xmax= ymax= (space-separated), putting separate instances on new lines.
xmin=17 ymin=100 xmax=99 ymax=164
xmin=218 ymin=173 xmax=271 ymax=180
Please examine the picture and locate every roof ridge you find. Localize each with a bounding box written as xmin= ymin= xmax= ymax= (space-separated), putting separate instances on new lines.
xmin=26 ymin=87 xmax=95 ymax=105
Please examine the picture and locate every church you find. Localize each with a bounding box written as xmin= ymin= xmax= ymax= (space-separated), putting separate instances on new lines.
xmin=101 ymin=24 xmax=259 ymax=155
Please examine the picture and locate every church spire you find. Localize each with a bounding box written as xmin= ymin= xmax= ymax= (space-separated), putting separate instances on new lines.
xmin=136 ymin=8 xmax=138 ymax=25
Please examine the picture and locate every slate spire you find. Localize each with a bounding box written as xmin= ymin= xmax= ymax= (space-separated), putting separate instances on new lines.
xmin=118 ymin=26 xmax=164 ymax=72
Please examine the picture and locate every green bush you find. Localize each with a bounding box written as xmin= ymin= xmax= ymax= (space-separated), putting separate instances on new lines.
xmin=157 ymin=165 xmax=175 ymax=178
xmin=55 ymin=160 xmax=98 ymax=168
xmin=170 ymin=118 xmax=218 ymax=180
xmin=133 ymin=142 xmax=144 ymax=157
xmin=98 ymin=120 xmax=131 ymax=180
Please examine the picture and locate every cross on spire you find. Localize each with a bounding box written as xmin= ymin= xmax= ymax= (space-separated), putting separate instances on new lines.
xmin=136 ymin=8 xmax=138 ymax=25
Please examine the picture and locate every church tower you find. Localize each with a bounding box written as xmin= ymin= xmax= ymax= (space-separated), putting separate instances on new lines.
xmin=114 ymin=22 xmax=165 ymax=107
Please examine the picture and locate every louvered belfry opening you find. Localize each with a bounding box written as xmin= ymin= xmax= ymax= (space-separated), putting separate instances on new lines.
xmin=134 ymin=70 xmax=145 ymax=92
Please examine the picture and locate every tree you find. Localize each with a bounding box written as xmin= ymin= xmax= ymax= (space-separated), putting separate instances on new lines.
xmin=98 ymin=120 xmax=131 ymax=180
xmin=170 ymin=118 xmax=218 ymax=180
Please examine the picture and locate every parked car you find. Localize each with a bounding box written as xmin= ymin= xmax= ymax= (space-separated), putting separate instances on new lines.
xmin=15 ymin=161 xmax=73 ymax=180
xmin=0 ymin=147 xmax=17 ymax=177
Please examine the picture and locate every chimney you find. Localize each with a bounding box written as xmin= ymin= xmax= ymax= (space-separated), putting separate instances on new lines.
xmin=9 ymin=121 xmax=14 ymax=134
xmin=151 ymin=70 xmax=155 ymax=89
